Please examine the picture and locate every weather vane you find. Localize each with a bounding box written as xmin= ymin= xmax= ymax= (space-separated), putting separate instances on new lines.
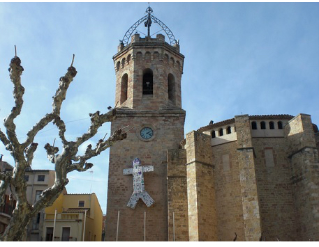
xmin=144 ymin=6 xmax=153 ymax=37
xmin=121 ymin=6 xmax=178 ymax=46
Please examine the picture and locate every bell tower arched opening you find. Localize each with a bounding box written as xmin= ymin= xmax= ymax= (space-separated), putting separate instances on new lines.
xmin=120 ymin=73 xmax=128 ymax=104
xmin=143 ymin=68 xmax=153 ymax=95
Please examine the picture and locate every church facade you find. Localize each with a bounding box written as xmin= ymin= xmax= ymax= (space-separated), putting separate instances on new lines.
xmin=105 ymin=8 xmax=319 ymax=241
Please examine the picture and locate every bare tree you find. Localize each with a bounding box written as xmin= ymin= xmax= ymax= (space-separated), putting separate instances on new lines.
xmin=0 ymin=52 xmax=127 ymax=241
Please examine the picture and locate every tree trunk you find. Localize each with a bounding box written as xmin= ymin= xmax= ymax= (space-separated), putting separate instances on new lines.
xmin=2 ymin=204 xmax=33 ymax=241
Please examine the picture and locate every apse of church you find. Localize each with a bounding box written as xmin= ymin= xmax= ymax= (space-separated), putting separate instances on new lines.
xmin=105 ymin=7 xmax=319 ymax=241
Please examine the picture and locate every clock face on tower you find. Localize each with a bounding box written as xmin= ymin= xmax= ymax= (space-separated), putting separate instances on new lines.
xmin=140 ymin=127 xmax=154 ymax=140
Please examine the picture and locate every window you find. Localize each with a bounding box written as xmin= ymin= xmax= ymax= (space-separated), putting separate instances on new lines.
xmin=36 ymin=212 xmax=41 ymax=224
xmin=278 ymin=121 xmax=283 ymax=129
xmin=269 ymin=121 xmax=275 ymax=129
xmin=219 ymin=128 xmax=223 ymax=136
xmin=121 ymin=58 xmax=125 ymax=68
xmin=168 ymin=73 xmax=175 ymax=103
xmin=127 ymin=54 xmax=131 ymax=64
xmin=37 ymin=175 xmax=45 ymax=181
xmin=25 ymin=175 xmax=29 ymax=182
xmin=260 ymin=121 xmax=266 ymax=129
xmin=32 ymin=213 xmax=41 ymax=230
xmin=143 ymin=69 xmax=153 ymax=95
xmin=211 ymin=131 xmax=216 ymax=138
xmin=79 ymin=201 xmax=85 ymax=207
xmin=35 ymin=190 xmax=42 ymax=202
xmin=226 ymin=126 xmax=232 ymax=134
xmin=116 ymin=61 xmax=120 ymax=71
xmin=120 ymin=74 xmax=128 ymax=104
xmin=251 ymin=121 xmax=257 ymax=130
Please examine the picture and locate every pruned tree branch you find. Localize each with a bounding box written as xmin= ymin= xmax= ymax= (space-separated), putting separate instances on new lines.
xmin=53 ymin=66 xmax=77 ymax=114
xmin=53 ymin=115 xmax=68 ymax=145
xmin=74 ymin=110 xmax=116 ymax=148
xmin=0 ymin=129 xmax=10 ymax=147
xmin=4 ymin=56 xmax=25 ymax=147
xmin=24 ymin=143 xmax=38 ymax=167
xmin=23 ymin=113 xmax=55 ymax=149
xmin=32 ymin=178 xmax=68 ymax=214
xmin=67 ymin=128 xmax=127 ymax=173
xmin=44 ymin=143 xmax=59 ymax=164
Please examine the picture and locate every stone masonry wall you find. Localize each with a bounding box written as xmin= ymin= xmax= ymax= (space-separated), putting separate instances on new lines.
xmin=286 ymin=114 xmax=319 ymax=240
xmin=185 ymin=131 xmax=217 ymax=241
xmin=211 ymin=141 xmax=245 ymax=241
xmin=235 ymin=115 xmax=262 ymax=241
xmin=167 ymin=149 xmax=189 ymax=241
xmin=252 ymin=137 xmax=298 ymax=240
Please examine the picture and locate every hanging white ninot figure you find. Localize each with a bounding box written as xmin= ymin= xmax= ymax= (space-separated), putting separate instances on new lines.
xmin=123 ymin=158 xmax=154 ymax=209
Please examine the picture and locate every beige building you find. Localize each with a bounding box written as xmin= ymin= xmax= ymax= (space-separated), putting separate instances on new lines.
xmin=25 ymin=169 xmax=56 ymax=241
xmin=105 ymin=8 xmax=319 ymax=241
xmin=43 ymin=193 xmax=103 ymax=241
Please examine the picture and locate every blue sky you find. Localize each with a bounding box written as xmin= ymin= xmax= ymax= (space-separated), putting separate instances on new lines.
xmin=0 ymin=2 xmax=318 ymax=214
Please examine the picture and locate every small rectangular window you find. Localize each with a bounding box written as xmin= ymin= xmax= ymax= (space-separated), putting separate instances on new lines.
xmin=25 ymin=175 xmax=29 ymax=182
xmin=37 ymin=175 xmax=45 ymax=181
xmin=79 ymin=201 xmax=85 ymax=207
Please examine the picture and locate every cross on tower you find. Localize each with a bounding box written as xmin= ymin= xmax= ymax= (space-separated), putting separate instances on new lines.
xmin=123 ymin=158 xmax=155 ymax=209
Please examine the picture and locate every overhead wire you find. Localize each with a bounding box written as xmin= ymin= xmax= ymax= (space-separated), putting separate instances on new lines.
xmin=0 ymin=116 xmax=110 ymax=142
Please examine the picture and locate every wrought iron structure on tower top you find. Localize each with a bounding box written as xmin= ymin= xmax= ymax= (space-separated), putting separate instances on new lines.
xmin=121 ymin=7 xmax=178 ymax=46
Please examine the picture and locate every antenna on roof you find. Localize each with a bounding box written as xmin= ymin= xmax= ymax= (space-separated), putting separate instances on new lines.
xmin=89 ymin=170 xmax=93 ymax=193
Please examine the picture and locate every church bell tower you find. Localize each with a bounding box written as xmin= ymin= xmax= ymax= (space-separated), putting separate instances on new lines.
xmin=105 ymin=7 xmax=185 ymax=241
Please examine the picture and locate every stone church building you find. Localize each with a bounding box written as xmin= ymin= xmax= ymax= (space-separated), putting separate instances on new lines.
xmin=105 ymin=8 xmax=319 ymax=241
